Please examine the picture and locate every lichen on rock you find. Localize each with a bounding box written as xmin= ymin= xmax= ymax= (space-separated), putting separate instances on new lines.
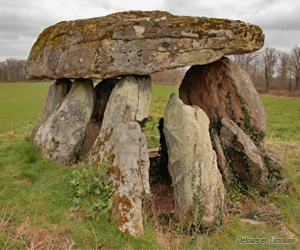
xmin=26 ymin=11 xmax=264 ymax=80
xmin=87 ymin=75 xmax=152 ymax=237
xmin=32 ymin=78 xmax=94 ymax=164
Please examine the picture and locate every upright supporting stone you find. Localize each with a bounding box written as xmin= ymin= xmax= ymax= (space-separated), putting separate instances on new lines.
xmin=261 ymin=147 xmax=289 ymax=192
xmin=163 ymin=93 xmax=225 ymax=225
xmin=39 ymin=79 xmax=72 ymax=124
xmin=32 ymin=79 xmax=71 ymax=139
xmin=220 ymin=117 xmax=268 ymax=189
xmin=211 ymin=133 xmax=235 ymax=187
xmin=135 ymin=76 xmax=152 ymax=123
xmin=179 ymin=57 xmax=267 ymax=138
xmin=88 ymin=75 xmax=152 ymax=237
xmin=32 ymin=79 xmax=94 ymax=164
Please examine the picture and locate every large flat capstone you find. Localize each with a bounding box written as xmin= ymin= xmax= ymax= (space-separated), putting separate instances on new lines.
xmin=26 ymin=11 xmax=264 ymax=80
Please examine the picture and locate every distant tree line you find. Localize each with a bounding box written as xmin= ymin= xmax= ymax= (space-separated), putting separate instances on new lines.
xmin=152 ymin=45 xmax=300 ymax=93
xmin=0 ymin=58 xmax=27 ymax=82
xmin=233 ymin=45 xmax=300 ymax=92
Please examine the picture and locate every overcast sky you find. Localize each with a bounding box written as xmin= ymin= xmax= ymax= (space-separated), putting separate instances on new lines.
xmin=0 ymin=0 xmax=299 ymax=61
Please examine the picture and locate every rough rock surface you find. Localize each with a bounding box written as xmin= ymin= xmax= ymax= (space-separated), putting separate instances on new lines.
xmin=32 ymin=79 xmax=94 ymax=164
xmin=262 ymin=147 xmax=283 ymax=172
xmin=211 ymin=133 xmax=234 ymax=187
xmin=179 ymin=57 xmax=267 ymax=136
xmin=89 ymin=122 xmax=149 ymax=237
xmin=26 ymin=11 xmax=264 ymax=80
xmin=87 ymin=75 xmax=152 ymax=237
xmin=163 ymin=93 xmax=224 ymax=224
xmin=261 ymin=147 xmax=289 ymax=192
xmin=220 ymin=116 xmax=268 ymax=189
xmin=100 ymin=75 xmax=152 ymax=129
xmin=37 ymin=79 xmax=72 ymax=126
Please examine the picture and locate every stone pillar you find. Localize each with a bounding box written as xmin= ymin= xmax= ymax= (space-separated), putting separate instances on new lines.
xmin=179 ymin=57 xmax=267 ymax=138
xmin=88 ymin=75 xmax=152 ymax=237
xmin=31 ymin=79 xmax=71 ymax=139
xmin=163 ymin=93 xmax=225 ymax=226
xmin=220 ymin=116 xmax=268 ymax=189
xmin=32 ymin=79 xmax=94 ymax=164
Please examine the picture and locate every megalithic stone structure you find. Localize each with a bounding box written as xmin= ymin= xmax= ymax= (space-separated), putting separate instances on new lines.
xmin=26 ymin=11 xmax=287 ymax=238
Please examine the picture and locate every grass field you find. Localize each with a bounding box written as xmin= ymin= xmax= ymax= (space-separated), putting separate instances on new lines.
xmin=0 ymin=82 xmax=299 ymax=249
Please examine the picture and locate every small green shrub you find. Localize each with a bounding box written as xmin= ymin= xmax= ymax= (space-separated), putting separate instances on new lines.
xmin=70 ymin=162 xmax=114 ymax=219
xmin=228 ymin=187 xmax=243 ymax=204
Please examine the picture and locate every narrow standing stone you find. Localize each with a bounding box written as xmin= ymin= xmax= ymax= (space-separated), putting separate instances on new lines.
xmin=163 ymin=93 xmax=225 ymax=225
xmin=88 ymin=75 xmax=152 ymax=237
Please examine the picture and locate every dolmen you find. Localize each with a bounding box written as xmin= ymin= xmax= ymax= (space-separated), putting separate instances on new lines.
xmin=26 ymin=11 xmax=287 ymax=237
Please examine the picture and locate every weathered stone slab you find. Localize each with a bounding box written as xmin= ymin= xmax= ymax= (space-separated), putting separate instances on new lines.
xmin=261 ymin=147 xmax=289 ymax=192
xmin=163 ymin=93 xmax=224 ymax=225
xmin=38 ymin=79 xmax=71 ymax=125
xmin=220 ymin=116 xmax=268 ymax=189
xmin=26 ymin=11 xmax=264 ymax=80
xmin=87 ymin=75 xmax=152 ymax=237
xmin=101 ymin=75 xmax=152 ymax=129
xmin=179 ymin=57 xmax=267 ymax=137
xmin=88 ymin=122 xmax=150 ymax=237
xmin=32 ymin=79 xmax=94 ymax=164
xmin=211 ymin=133 xmax=235 ymax=187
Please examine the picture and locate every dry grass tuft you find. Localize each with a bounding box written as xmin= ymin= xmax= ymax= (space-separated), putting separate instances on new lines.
xmin=0 ymin=202 xmax=75 ymax=250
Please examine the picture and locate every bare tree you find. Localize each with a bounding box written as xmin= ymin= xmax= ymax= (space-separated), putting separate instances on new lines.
xmin=233 ymin=51 xmax=261 ymax=85
xmin=0 ymin=58 xmax=27 ymax=82
xmin=290 ymin=45 xmax=300 ymax=90
xmin=262 ymin=47 xmax=277 ymax=90
xmin=278 ymin=51 xmax=290 ymax=89
xmin=233 ymin=52 xmax=258 ymax=73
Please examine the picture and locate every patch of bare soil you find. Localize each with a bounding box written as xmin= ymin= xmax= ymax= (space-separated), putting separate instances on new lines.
xmin=144 ymin=183 xmax=174 ymax=217
xmin=22 ymin=178 xmax=34 ymax=185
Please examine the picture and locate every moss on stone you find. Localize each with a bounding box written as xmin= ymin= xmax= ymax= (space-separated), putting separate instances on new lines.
xmin=27 ymin=10 xmax=264 ymax=80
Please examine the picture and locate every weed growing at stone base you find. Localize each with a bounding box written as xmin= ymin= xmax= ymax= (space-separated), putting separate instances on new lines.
xmin=70 ymin=162 xmax=114 ymax=219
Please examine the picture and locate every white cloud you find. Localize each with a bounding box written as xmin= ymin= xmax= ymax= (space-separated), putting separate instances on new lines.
xmin=107 ymin=0 xmax=163 ymax=11
xmin=0 ymin=0 xmax=299 ymax=60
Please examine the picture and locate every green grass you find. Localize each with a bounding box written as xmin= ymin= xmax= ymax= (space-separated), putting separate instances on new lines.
xmin=143 ymin=84 xmax=178 ymax=148
xmin=0 ymin=82 xmax=299 ymax=249
xmin=0 ymin=82 xmax=52 ymax=134
xmin=261 ymin=95 xmax=300 ymax=142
